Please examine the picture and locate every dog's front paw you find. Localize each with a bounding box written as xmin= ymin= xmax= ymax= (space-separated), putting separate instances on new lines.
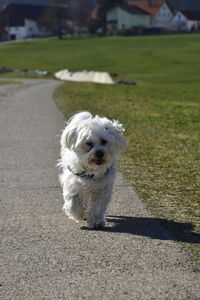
xmin=94 ymin=221 xmax=105 ymax=230
xmin=87 ymin=218 xmax=105 ymax=230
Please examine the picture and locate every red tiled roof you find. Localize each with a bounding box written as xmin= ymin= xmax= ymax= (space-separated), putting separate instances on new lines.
xmin=90 ymin=6 xmax=99 ymax=20
xmin=129 ymin=0 xmax=165 ymax=17
xmin=118 ymin=3 xmax=150 ymax=15
xmin=89 ymin=2 xmax=150 ymax=20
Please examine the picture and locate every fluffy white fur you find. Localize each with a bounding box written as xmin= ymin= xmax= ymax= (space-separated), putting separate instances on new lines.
xmin=59 ymin=111 xmax=127 ymax=229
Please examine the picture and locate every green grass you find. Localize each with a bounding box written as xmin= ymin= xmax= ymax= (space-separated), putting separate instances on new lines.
xmin=1 ymin=35 xmax=199 ymax=266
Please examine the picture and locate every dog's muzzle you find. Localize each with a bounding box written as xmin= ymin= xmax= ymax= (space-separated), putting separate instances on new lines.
xmin=95 ymin=150 xmax=104 ymax=159
xmin=93 ymin=150 xmax=105 ymax=165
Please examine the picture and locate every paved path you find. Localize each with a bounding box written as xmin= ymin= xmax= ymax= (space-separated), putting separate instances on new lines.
xmin=0 ymin=79 xmax=199 ymax=300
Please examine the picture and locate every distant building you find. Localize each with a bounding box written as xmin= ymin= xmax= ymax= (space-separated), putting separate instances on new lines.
xmin=7 ymin=18 xmax=51 ymax=40
xmin=0 ymin=2 xmax=51 ymax=40
xmin=106 ymin=2 xmax=150 ymax=32
xmin=170 ymin=11 xmax=200 ymax=31
xmin=130 ymin=1 xmax=173 ymax=28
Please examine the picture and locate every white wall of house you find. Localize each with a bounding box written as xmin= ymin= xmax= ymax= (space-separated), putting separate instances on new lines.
xmin=170 ymin=12 xmax=200 ymax=32
xmin=7 ymin=25 xmax=26 ymax=40
xmin=107 ymin=7 xmax=150 ymax=30
xmin=6 ymin=19 xmax=51 ymax=40
xmin=189 ymin=19 xmax=200 ymax=31
xmin=25 ymin=19 xmax=45 ymax=37
xmin=151 ymin=3 xmax=173 ymax=28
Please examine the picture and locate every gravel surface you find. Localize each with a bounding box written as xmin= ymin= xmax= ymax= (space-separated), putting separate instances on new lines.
xmin=0 ymin=79 xmax=199 ymax=300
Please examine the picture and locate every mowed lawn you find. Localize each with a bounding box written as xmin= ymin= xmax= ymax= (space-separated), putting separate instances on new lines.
xmin=1 ymin=34 xmax=199 ymax=264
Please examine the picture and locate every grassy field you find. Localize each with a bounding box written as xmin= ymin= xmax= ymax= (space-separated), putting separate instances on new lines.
xmin=0 ymin=35 xmax=199 ymax=266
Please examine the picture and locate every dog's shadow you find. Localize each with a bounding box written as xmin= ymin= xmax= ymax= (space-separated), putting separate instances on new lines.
xmin=82 ymin=215 xmax=200 ymax=244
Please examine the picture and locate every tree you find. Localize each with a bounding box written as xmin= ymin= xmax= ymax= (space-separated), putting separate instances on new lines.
xmin=97 ymin=0 xmax=124 ymax=34
xmin=69 ymin=0 xmax=94 ymax=35
xmin=40 ymin=0 xmax=69 ymax=39
xmin=41 ymin=0 xmax=95 ymax=37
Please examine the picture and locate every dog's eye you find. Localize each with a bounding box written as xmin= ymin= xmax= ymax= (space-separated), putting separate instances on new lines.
xmin=101 ymin=139 xmax=107 ymax=145
xmin=86 ymin=141 xmax=93 ymax=148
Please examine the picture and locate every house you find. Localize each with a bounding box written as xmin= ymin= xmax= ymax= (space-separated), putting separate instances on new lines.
xmin=7 ymin=18 xmax=50 ymax=40
xmin=106 ymin=2 xmax=150 ymax=32
xmin=129 ymin=0 xmax=174 ymax=28
xmin=0 ymin=1 xmax=51 ymax=40
xmin=170 ymin=11 xmax=200 ymax=32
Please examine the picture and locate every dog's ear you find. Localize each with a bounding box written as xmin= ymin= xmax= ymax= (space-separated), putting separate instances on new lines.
xmin=61 ymin=112 xmax=92 ymax=151
xmin=61 ymin=125 xmax=77 ymax=151
xmin=105 ymin=119 xmax=127 ymax=153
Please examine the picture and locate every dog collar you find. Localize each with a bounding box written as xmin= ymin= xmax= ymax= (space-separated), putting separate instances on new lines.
xmin=67 ymin=166 xmax=94 ymax=179
xmin=67 ymin=165 xmax=113 ymax=179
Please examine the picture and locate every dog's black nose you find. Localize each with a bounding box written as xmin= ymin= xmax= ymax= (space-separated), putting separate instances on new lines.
xmin=95 ymin=150 xmax=104 ymax=158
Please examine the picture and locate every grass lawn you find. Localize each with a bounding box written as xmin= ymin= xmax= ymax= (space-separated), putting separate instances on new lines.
xmin=1 ymin=34 xmax=199 ymax=266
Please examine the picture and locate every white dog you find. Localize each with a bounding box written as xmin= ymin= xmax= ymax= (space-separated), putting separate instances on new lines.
xmin=59 ymin=111 xmax=127 ymax=229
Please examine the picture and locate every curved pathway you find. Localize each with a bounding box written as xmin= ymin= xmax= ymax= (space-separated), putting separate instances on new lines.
xmin=0 ymin=79 xmax=199 ymax=299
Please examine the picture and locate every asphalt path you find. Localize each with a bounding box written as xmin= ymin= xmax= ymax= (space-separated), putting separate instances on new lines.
xmin=0 ymin=79 xmax=199 ymax=300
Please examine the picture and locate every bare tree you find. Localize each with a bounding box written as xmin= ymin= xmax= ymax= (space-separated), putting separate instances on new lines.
xmin=97 ymin=0 xmax=124 ymax=34
xmin=69 ymin=0 xmax=94 ymax=34
xmin=40 ymin=0 xmax=69 ymax=39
